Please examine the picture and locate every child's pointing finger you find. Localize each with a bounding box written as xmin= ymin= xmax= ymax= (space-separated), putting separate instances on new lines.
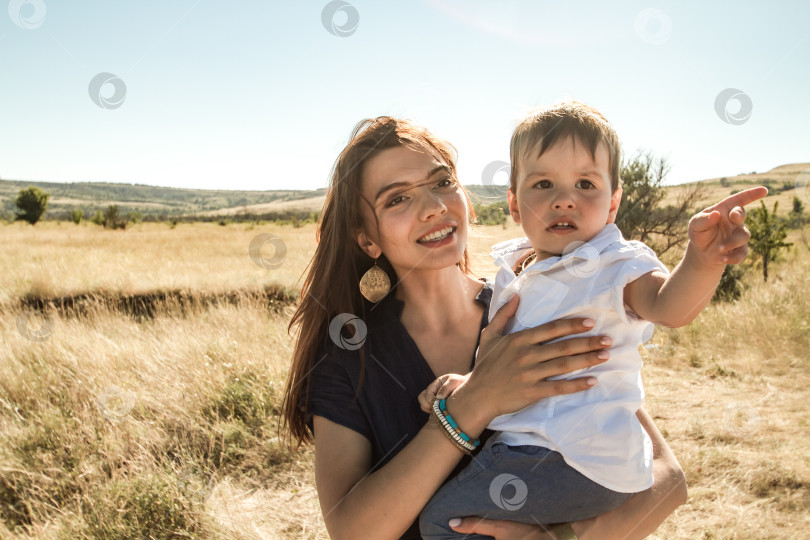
xmin=709 ymin=186 xmax=768 ymax=214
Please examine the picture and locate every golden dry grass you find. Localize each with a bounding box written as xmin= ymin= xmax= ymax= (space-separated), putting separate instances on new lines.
xmin=1 ymin=219 xmax=808 ymax=539
xmin=0 ymin=221 xmax=317 ymax=305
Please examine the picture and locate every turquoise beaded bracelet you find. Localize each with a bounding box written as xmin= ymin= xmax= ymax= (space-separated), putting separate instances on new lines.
xmin=431 ymin=397 xmax=480 ymax=453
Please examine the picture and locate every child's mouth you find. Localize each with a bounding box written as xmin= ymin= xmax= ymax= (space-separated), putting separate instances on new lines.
xmin=549 ymin=221 xmax=577 ymax=231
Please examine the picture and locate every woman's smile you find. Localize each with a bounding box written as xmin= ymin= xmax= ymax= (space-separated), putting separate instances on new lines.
xmin=417 ymin=225 xmax=457 ymax=245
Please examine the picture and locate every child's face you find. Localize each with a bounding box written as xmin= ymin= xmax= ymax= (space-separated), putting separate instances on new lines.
xmin=509 ymin=136 xmax=622 ymax=261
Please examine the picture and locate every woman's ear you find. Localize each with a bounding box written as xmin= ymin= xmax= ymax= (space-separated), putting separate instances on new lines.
xmin=507 ymin=188 xmax=521 ymax=224
xmin=607 ymin=186 xmax=623 ymax=224
xmin=355 ymin=229 xmax=382 ymax=259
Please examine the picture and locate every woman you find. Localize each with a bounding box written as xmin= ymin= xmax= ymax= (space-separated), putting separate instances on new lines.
xmin=280 ymin=116 xmax=687 ymax=539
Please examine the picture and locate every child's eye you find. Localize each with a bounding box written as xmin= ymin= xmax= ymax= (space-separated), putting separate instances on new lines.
xmin=534 ymin=180 xmax=552 ymax=189
xmin=576 ymin=179 xmax=595 ymax=189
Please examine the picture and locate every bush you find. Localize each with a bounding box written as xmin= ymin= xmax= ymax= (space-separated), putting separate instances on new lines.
xmin=614 ymin=150 xmax=704 ymax=257
xmin=90 ymin=210 xmax=104 ymax=225
xmin=126 ymin=210 xmax=142 ymax=225
xmin=473 ymin=201 xmax=508 ymax=226
xmin=103 ymin=205 xmax=127 ymax=230
xmin=787 ymin=196 xmax=805 ymax=229
xmin=71 ymin=209 xmax=84 ymax=225
xmin=713 ymin=264 xmax=747 ymax=302
xmin=748 ymin=200 xmax=792 ymax=281
xmin=14 ymin=186 xmax=49 ymax=225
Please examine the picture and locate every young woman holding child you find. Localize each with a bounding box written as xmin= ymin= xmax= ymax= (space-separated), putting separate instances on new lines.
xmin=280 ymin=115 xmax=699 ymax=539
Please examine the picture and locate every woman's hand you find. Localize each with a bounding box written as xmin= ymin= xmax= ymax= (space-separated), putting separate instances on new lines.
xmin=418 ymin=373 xmax=470 ymax=413
xmin=457 ymin=294 xmax=612 ymax=423
xmin=447 ymin=517 xmax=556 ymax=539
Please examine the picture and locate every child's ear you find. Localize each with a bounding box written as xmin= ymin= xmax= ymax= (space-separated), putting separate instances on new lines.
xmin=507 ymin=188 xmax=521 ymax=224
xmin=355 ymin=228 xmax=382 ymax=259
xmin=606 ymin=186 xmax=623 ymax=224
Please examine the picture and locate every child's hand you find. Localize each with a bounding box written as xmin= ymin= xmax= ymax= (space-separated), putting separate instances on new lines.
xmin=688 ymin=186 xmax=768 ymax=266
xmin=418 ymin=373 xmax=471 ymax=413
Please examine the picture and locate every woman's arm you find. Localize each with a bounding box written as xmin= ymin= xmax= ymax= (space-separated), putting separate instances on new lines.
xmin=571 ymin=407 xmax=687 ymax=540
xmin=314 ymin=296 xmax=613 ymax=540
xmin=313 ymin=414 xmax=468 ymax=540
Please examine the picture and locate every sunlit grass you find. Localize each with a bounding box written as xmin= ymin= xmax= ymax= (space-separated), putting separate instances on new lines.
xmin=0 ymin=221 xmax=317 ymax=305
xmin=1 ymin=220 xmax=808 ymax=538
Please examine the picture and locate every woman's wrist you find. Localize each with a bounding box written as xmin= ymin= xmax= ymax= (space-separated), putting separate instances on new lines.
xmin=443 ymin=379 xmax=494 ymax=439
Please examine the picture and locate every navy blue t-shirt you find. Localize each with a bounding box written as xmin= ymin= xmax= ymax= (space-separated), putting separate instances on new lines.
xmin=299 ymin=279 xmax=495 ymax=539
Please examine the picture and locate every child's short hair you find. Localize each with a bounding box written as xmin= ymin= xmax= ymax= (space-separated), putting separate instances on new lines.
xmin=510 ymin=100 xmax=621 ymax=193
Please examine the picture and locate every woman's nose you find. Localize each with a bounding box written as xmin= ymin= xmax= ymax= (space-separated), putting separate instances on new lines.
xmin=420 ymin=190 xmax=448 ymax=219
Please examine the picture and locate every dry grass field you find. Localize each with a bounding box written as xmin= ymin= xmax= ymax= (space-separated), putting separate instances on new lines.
xmin=1 ymin=219 xmax=809 ymax=539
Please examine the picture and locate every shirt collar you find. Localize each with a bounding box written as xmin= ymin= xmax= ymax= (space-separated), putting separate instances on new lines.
xmin=490 ymin=224 xmax=623 ymax=276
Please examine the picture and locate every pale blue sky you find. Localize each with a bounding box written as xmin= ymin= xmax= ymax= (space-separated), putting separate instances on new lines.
xmin=1 ymin=1 xmax=808 ymax=191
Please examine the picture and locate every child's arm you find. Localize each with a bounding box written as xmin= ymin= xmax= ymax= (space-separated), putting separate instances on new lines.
xmin=625 ymin=187 xmax=768 ymax=328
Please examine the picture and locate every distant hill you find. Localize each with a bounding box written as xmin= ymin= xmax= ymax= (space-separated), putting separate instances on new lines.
xmin=0 ymin=179 xmax=326 ymax=221
xmin=659 ymin=162 xmax=810 ymax=216
xmin=1 ymin=162 xmax=807 ymax=221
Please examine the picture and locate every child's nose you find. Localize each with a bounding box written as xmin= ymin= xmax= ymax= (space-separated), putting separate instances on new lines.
xmin=552 ymin=195 xmax=575 ymax=210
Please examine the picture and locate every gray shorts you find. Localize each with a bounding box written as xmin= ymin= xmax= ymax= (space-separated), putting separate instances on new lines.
xmin=419 ymin=436 xmax=634 ymax=539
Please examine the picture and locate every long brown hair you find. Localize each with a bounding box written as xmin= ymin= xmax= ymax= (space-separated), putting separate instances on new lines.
xmin=279 ymin=116 xmax=476 ymax=449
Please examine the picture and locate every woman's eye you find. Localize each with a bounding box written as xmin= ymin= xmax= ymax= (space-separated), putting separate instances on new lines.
xmin=534 ymin=180 xmax=552 ymax=189
xmin=387 ymin=195 xmax=407 ymax=207
xmin=576 ymin=179 xmax=595 ymax=189
xmin=435 ymin=177 xmax=457 ymax=190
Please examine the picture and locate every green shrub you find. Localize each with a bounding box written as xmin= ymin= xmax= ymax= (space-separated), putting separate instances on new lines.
xmin=71 ymin=209 xmax=84 ymax=225
xmin=103 ymin=205 xmax=127 ymax=230
xmin=14 ymin=186 xmax=49 ymax=225
xmin=126 ymin=210 xmax=142 ymax=224
xmin=713 ymin=264 xmax=747 ymax=302
xmin=787 ymin=196 xmax=805 ymax=229
xmin=473 ymin=201 xmax=508 ymax=226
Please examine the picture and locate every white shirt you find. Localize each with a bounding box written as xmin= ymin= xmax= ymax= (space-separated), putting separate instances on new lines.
xmin=487 ymin=224 xmax=669 ymax=493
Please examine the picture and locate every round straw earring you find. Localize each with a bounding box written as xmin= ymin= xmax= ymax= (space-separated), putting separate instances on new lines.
xmin=359 ymin=259 xmax=391 ymax=303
